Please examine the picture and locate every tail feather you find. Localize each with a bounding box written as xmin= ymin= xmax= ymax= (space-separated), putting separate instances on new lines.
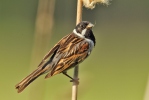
xmin=15 ymin=67 xmax=46 ymax=93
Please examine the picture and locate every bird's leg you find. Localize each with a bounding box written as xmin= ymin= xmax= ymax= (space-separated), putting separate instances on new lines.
xmin=63 ymin=72 xmax=74 ymax=80
xmin=62 ymin=72 xmax=79 ymax=84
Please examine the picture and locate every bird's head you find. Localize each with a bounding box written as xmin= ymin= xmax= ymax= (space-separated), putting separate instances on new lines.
xmin=74 ymin=21 xmax=94 ymax=35
xmin=73 ymin=21 xmax=96 ymax=45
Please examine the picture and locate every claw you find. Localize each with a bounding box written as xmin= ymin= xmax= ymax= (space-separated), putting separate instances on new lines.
xmin=70 ymin=78 xmax=79 ymax=85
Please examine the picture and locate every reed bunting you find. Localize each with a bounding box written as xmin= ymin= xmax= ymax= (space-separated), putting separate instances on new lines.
xmin=15 ymin=21 xmax=96 ymax=93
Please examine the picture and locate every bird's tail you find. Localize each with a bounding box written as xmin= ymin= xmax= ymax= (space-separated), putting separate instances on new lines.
xmin=15 ymin=67 xmax=46 ymax=93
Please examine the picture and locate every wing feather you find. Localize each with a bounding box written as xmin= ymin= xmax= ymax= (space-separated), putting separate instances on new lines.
xmin=45 ymin=34 xmax=90 ymax=78
xmin=37 ymin=34 xmax=72 ymax=68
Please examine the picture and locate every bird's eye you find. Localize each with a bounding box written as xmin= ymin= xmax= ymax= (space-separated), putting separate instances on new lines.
xmin=80 ymin=24 xmax=84 ymax=29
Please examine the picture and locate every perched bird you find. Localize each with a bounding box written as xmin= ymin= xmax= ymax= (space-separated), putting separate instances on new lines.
xmin=15 ymin=21 xmax=96 ymax=93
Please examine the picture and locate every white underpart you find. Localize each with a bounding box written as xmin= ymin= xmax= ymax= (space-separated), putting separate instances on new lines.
xmin=86 ymin=38 xmax=94 ymax=55
xmin=73 ymin=29 xmax=94 ymax=55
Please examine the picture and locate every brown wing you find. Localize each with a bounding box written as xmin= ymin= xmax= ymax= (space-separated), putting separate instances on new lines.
xmin=37 ymin=34 xmax=72 ymax=68
xmin=45 ymin=34 xmax=90 ymax=78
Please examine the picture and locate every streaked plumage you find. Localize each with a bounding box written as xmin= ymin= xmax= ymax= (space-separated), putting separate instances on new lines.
xmin=15 ymin=21 xmax=96 ymax=93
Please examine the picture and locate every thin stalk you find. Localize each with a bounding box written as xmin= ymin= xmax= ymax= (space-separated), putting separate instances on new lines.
xmin=72 ymin=0 xmax=83 ymax=100
xmin=28 ymin=0 xmax=55 ymax=100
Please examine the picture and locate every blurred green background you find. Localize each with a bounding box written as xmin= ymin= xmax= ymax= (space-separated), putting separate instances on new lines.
xmin=1 ymin=0 xmax=149 ymax=100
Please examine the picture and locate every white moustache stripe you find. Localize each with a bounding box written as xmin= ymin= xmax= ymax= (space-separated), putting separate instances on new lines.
xmin=73 ymin=29 xmax=85 ymax=38
xmin=81 ymin=28 xmax=87 ymax=36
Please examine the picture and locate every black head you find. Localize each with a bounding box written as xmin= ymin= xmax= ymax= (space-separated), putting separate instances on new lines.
xmin=73 ymin=21 xmax=96 ymax=45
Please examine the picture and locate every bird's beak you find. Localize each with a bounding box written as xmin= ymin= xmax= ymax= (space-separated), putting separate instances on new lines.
xmin=87 ymin=23 xmax=94 ymax=29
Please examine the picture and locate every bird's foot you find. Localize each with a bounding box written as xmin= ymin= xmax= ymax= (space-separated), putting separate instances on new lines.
xmin=70 ymin=78 xmax=79 ymax=85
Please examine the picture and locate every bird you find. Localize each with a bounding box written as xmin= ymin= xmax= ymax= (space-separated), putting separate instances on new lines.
xmin=15 ymin=21 xmax=96 ymax=93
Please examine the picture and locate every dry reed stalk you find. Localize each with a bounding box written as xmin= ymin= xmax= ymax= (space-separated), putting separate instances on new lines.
xmin=144 ymin=75 xmax=149 ymax=100
xmin=72 ymin=0 xmax=83 ymax=100
xmin=28 ymin=0 xmax=55 ymax=100
xmin=72 ymin=0 xmax=110 ymax=100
